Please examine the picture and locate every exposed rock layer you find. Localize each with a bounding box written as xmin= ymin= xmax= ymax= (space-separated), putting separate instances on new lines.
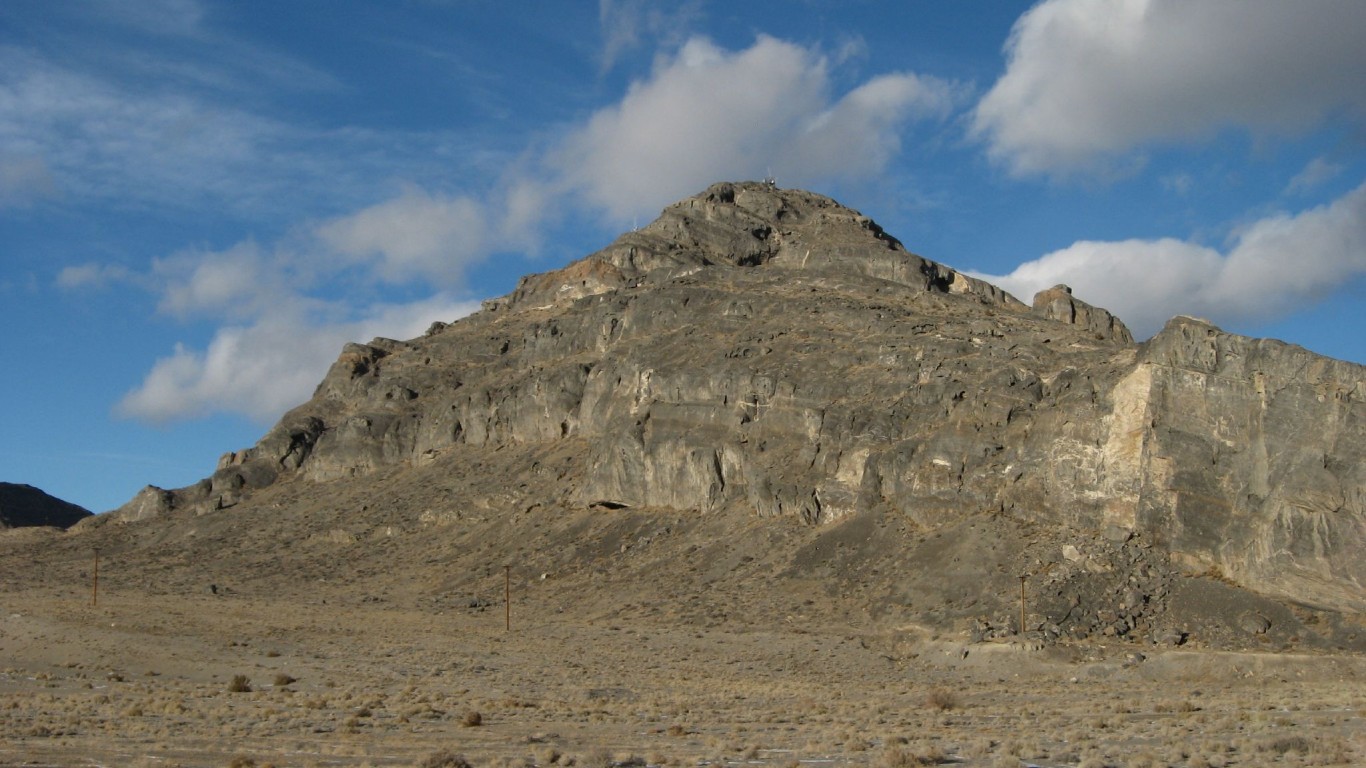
xmin=110 ymin=181 xmax=1366 ymax=619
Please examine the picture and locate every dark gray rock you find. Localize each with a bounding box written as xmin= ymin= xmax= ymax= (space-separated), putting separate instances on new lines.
xmin=0 ymin=483 xmax=92 ymax=529
xmin=1239 ymin=613 xmax=1272 ymax=635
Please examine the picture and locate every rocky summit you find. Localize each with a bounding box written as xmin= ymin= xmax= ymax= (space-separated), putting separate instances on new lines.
xmin=80 ymin=181 xmax=1365 ymax=648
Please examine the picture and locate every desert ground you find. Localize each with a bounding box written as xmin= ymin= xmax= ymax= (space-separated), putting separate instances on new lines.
xmin=3 ymin=456 xmax=1365 ymax=768
xmin=2 ymin=564 xmax=1363 ymax=767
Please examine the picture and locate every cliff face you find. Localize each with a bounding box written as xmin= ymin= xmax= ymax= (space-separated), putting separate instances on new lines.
xmin=112 ymin=181 xmax=1365 ymax=615
xmin=1130 ymin=318 xmax=1365 ymax=611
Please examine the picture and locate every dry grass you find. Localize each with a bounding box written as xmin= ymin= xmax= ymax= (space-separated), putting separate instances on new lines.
xmin=878 ymin=743 xmax=946 ymax=767
xmin=0 ymin=587 xmax=1361 ymax=768
xmin=418 ymin=751 xmax=473 ymax=768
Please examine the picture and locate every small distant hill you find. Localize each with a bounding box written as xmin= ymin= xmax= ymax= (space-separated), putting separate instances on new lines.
xmin=0 ymin=483 xmax=93 ymax=529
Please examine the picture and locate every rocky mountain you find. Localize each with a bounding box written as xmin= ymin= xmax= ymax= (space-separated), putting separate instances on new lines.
xmin=90 ymin=181 xmax=1364 ymax=647
xmin=0 ymin=483 xmax=92 ymax=529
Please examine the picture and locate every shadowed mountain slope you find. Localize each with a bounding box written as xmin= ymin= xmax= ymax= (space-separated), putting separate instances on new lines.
xmin=0 ymin=483 xmax=92 ymax=530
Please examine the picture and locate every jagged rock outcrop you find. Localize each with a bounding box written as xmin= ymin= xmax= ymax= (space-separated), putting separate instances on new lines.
xmin=0 ymin=483 xmax=92 ymax=529
xmin=109 ymin=181 xmax=1366 ymax=617
xmin=1032 ymin=284 xmax=1133 ymax=343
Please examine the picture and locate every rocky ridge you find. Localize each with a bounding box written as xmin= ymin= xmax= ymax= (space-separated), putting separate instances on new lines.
xmin=90 ymin=181 xmax=1364 ymax=646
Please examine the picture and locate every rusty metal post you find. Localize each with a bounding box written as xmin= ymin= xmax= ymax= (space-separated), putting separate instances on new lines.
xmin=504 ymin=565 xmax=511 ymax=632
xmin=1018 ymin=574 xmax=1026 ymax=635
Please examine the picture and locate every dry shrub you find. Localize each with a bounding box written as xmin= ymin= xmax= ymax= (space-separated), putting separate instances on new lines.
xmin=227 ymin=675 xmax=252 ymax=693
xmin=878 ymin=744 xmax=945 ymax=767
xmin=273 ymin=673 xmax=297 ymax=687
xmin=924 ymin=689 xmax=958 ymax=711
xmin=1260 ymin=735 xmax=1312 ymax=755
xmin=580 ymin=748 xmax=613 ymax=768
xmin=419 ymin=751 xmax=473 ymax=768
xmin=461 ymin=710 xmax=484 ymax=727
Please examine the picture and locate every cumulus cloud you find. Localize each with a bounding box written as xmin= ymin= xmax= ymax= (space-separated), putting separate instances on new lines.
xmin=556 ymin=35 xmax=960 ymax=222
xmin=315 ymin=188 xmax=490 ymax=286
xmin=117 ymin=295 xmax=481 ymax=423
xmin=113 ymin=202 xmax=492 ymax=424
xmin=970 ymin=181 xmax=1366 ymax=336
xmin=974 ymin=0 xmax=1366 ymax=175
xmin=152 ymin=240 xmax=288 ymax=320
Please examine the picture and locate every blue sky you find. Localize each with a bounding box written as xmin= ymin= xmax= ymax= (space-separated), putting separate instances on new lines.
xmin=2 ymin=0 xmax=1364 ymax=514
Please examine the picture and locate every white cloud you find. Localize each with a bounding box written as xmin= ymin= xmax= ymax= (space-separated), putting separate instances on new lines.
xmin=112 ymin=202 xmax=495 ymax=423
xmin=56 ymin=261 xmax=135 ymax=290
xmin=0 ymin=47 xmax=447 ymax=219
xmin=974 ymin=0 xmax=1366 ymax=175
xmin=557 ymin=35 xmax=960 ymax=222
xmin=1286 ymin=156 xmax=1344 ymax=195
xmin=315 ymin=188 xmax=490 ymax=286
xmin=597 ymin=0 xmax=702 ymax=73
xmin=82 ymin=0 xmax=207 ymax=36
xmin=117 ymin=295 xmax=481 ymax=424
xmin=780 ymin=72 xmax=958 ymax=181
xmin=153 ymin=240 xmax=284 ymax=320
xmin=0 ymin=49 xmax=288 ymax=209
xmin=971 ymin=182 xmax=1366 ymax=336
xmin=0 ymin=153 xmax=58 ymax=208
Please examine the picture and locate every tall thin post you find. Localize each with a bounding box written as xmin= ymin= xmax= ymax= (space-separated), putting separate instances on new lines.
xmin=91 ymin=548 xmax=100 ymax=607
xmin=1018 ymin=574 xmax=1026 ymax=635
xmin=504 ymin=565 xmax=511 ymax=632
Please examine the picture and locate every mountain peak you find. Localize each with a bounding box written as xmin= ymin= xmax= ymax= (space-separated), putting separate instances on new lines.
xmin=492 ymin=181 xmax=1022 ymax=314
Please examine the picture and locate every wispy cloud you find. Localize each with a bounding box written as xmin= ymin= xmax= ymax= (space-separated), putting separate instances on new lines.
xmin=0 ymin=153 xmax=58 ymax=208
xmin=973 ymin=0 xmax=1366 ymax=176
xmin=597 ymin=0 xmax=703 ymax=73
xmin=1286 ymin=156 xmax=1345 ymax=195
xmin=0 ymin=45 xmax=470 ymax=220
xmin=79 ymin=0 xmax=208 ymax=37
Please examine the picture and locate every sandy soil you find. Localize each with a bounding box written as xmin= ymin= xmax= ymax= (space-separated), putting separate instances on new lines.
xmin=2 ymin=580 xmax=1363 ymax=768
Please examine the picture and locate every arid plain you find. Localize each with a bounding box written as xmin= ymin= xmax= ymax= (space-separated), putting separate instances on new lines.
xmin=3 ymin=493 xmax=1363 ymax=768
